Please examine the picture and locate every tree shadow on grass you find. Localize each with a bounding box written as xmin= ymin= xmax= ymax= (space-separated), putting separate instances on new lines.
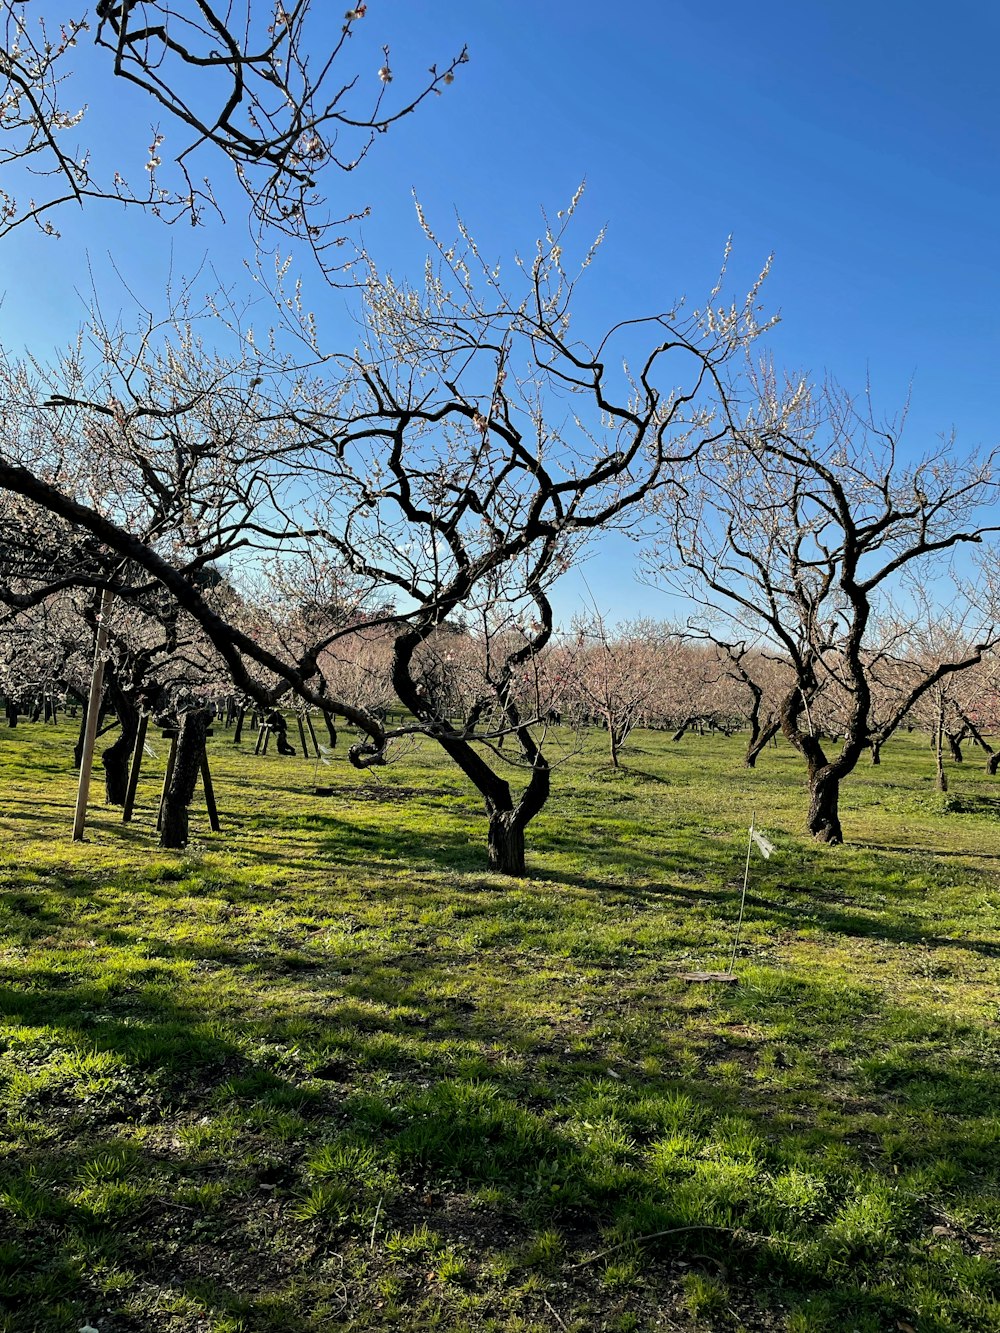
xmin=16 ymin=787 xmax=1000 ymax=972
xmin=529 ymin=826 xmax=1000 ymax=962
xmin=2 ymin=855 xmax=1000 ymax=1331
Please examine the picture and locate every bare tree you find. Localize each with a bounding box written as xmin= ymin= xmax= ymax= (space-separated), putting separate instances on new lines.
xmin=563 ymin=615 xmax=677 ymax=767
xmin=0 ymin=1 xmax=466 ymax=252
xmin=0 ymin=209 xmax=772 ymax=870
xmin=654 ymin=376 xmax=1000 ymax=842
xmin=706 ymin=637 xmax=790 ymax=767
xmin=880 ymin=613 xmax=1000 ymax=786
xmin=946 ymin=655 xmax=1000 ymax=774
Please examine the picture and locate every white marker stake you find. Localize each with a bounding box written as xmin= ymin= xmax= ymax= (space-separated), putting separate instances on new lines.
xmin=727 ymin=812 xmax=776 ymax=974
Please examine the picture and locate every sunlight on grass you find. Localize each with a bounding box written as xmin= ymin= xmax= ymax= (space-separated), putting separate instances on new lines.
xmin=1 ymin=722 xmax=999 ymax=1330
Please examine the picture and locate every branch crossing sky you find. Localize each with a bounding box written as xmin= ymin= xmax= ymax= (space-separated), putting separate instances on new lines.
xmin=2 ymin=1 xmax=996 ymax=620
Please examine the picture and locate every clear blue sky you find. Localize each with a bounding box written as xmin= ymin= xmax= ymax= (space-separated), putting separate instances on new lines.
xmin=2 ymin=1 xmax=998 ymax=622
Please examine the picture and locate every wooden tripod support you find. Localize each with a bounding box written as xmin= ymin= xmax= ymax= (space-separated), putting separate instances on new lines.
xmin=121 ymin=720 xmax=221 ymax=833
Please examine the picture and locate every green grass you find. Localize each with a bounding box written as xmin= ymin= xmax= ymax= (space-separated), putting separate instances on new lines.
xmin=1 ymin=719 xmax=999 ymax=1332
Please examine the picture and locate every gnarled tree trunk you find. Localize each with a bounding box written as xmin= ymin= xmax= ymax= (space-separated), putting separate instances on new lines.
xmin=160 ymin=709 xmax=211 ymax=849
xmin=807 ymin=766 xmax=843 ymax=843
xmin=102 ymin=667 xmax=139 ymax=805
xmin=609 ymin=724 xmax=626 ymax=769
xmin=780 ymin=677 xmax=859 ymax=845
xmin=487 ymin=807 xmax=527 ymax=876
xmin=391 ymin=626 xmax=550 ymax=876
xmin=671 ymin=716 xmax=692 ymax=742
xmin=745 ymin=717 xmax=780 ymax=768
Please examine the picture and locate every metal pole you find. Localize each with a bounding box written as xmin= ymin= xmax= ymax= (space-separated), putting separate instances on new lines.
xmin=72 ymin=589 xmax=114 ymax=842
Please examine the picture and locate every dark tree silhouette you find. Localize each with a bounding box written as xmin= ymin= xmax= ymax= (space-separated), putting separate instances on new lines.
xmin=0 ymin=1 xmax=466 ymax=255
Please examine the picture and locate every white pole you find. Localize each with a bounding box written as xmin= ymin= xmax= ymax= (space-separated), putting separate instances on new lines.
xmin=727 ymin=809 xmax=755 ymax=975
xmin=72 ymin=588 xmax=114 ymax=842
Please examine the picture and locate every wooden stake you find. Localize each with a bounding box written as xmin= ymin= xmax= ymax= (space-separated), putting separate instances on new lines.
xmin=122 ymin=714 xmax=149 ymax=823
xmin=201 ymin=749 xmax=221 ymax=832
xmin=72 ymin=589 xmax=114 ymax=842
xmin=296 ymin=714 xmax=310 ymax=758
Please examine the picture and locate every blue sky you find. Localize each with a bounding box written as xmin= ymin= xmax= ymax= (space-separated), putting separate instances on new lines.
xmin=2 ymin=1 xmax=998 ymax=622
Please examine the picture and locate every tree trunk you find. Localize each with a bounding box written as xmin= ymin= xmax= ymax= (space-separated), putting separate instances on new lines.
xmin=744 ymin=713 xmax=761 ymax=767
xmin=73 ymin=704 xmax=88 ymax=766
xmin=807 ymin=768 xmax=843 ymax=843
xmin=945 ymin=732 xmax=964 ymax=763
xmin=988 ymin=751 xmax=1000 ymax=776
xmin=487 ymin=808 xmax=526 ymax=876
xmin=160 ymin=709 xmax=211 ymax=849
xmin=745 ymin=718 xmax=779 ymax=768
xmin=391 ymin=625 xmax=549 ymax=875
xmin=102 ymin=730 xmax=133 ymax=804
xmin=935 ymin=721 xmax=948 ymax=793
xmin=102 ymin=670 xmax=139 ymax=805
xmin=233 ymin=706 xmax=246 ymax=744
xmin=870 ymin=740 xmax=881 ymax=765
xmin=609 ymin=728 xmax=621 ymax=768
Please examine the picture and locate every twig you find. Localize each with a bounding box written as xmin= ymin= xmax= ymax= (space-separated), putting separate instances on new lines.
xmin=571 ymin=1223 xmax=742 ymax=1268
xmin=370 ymin=1194 xmax=383 ymax=1249
xmin=542 ymin=1296 xmax=569 ymax=1330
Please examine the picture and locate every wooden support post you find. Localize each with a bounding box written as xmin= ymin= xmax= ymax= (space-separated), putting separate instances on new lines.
xmin=306 ymin=713 xmax=319 ymax=754
xmin=263 ymin=725 xmax=271 ymax=755
xmin=122 ymin=714 xmax=149 ymax=823
xmin=72 ymin=589 xmax=114 ymax=842
xmin=296 ymin=714 xmax=309 ymax=758
xmin=156 ymin=734 xmax=179 ymax=831
xmin=201 ymin=750 xmax=221 ymax=832
xmin=254 ymin=724 xmax=266 ymax=756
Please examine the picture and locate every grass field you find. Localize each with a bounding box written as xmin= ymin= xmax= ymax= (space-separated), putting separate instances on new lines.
xmin=1 ymin=720 xmax=999 ymax=1332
